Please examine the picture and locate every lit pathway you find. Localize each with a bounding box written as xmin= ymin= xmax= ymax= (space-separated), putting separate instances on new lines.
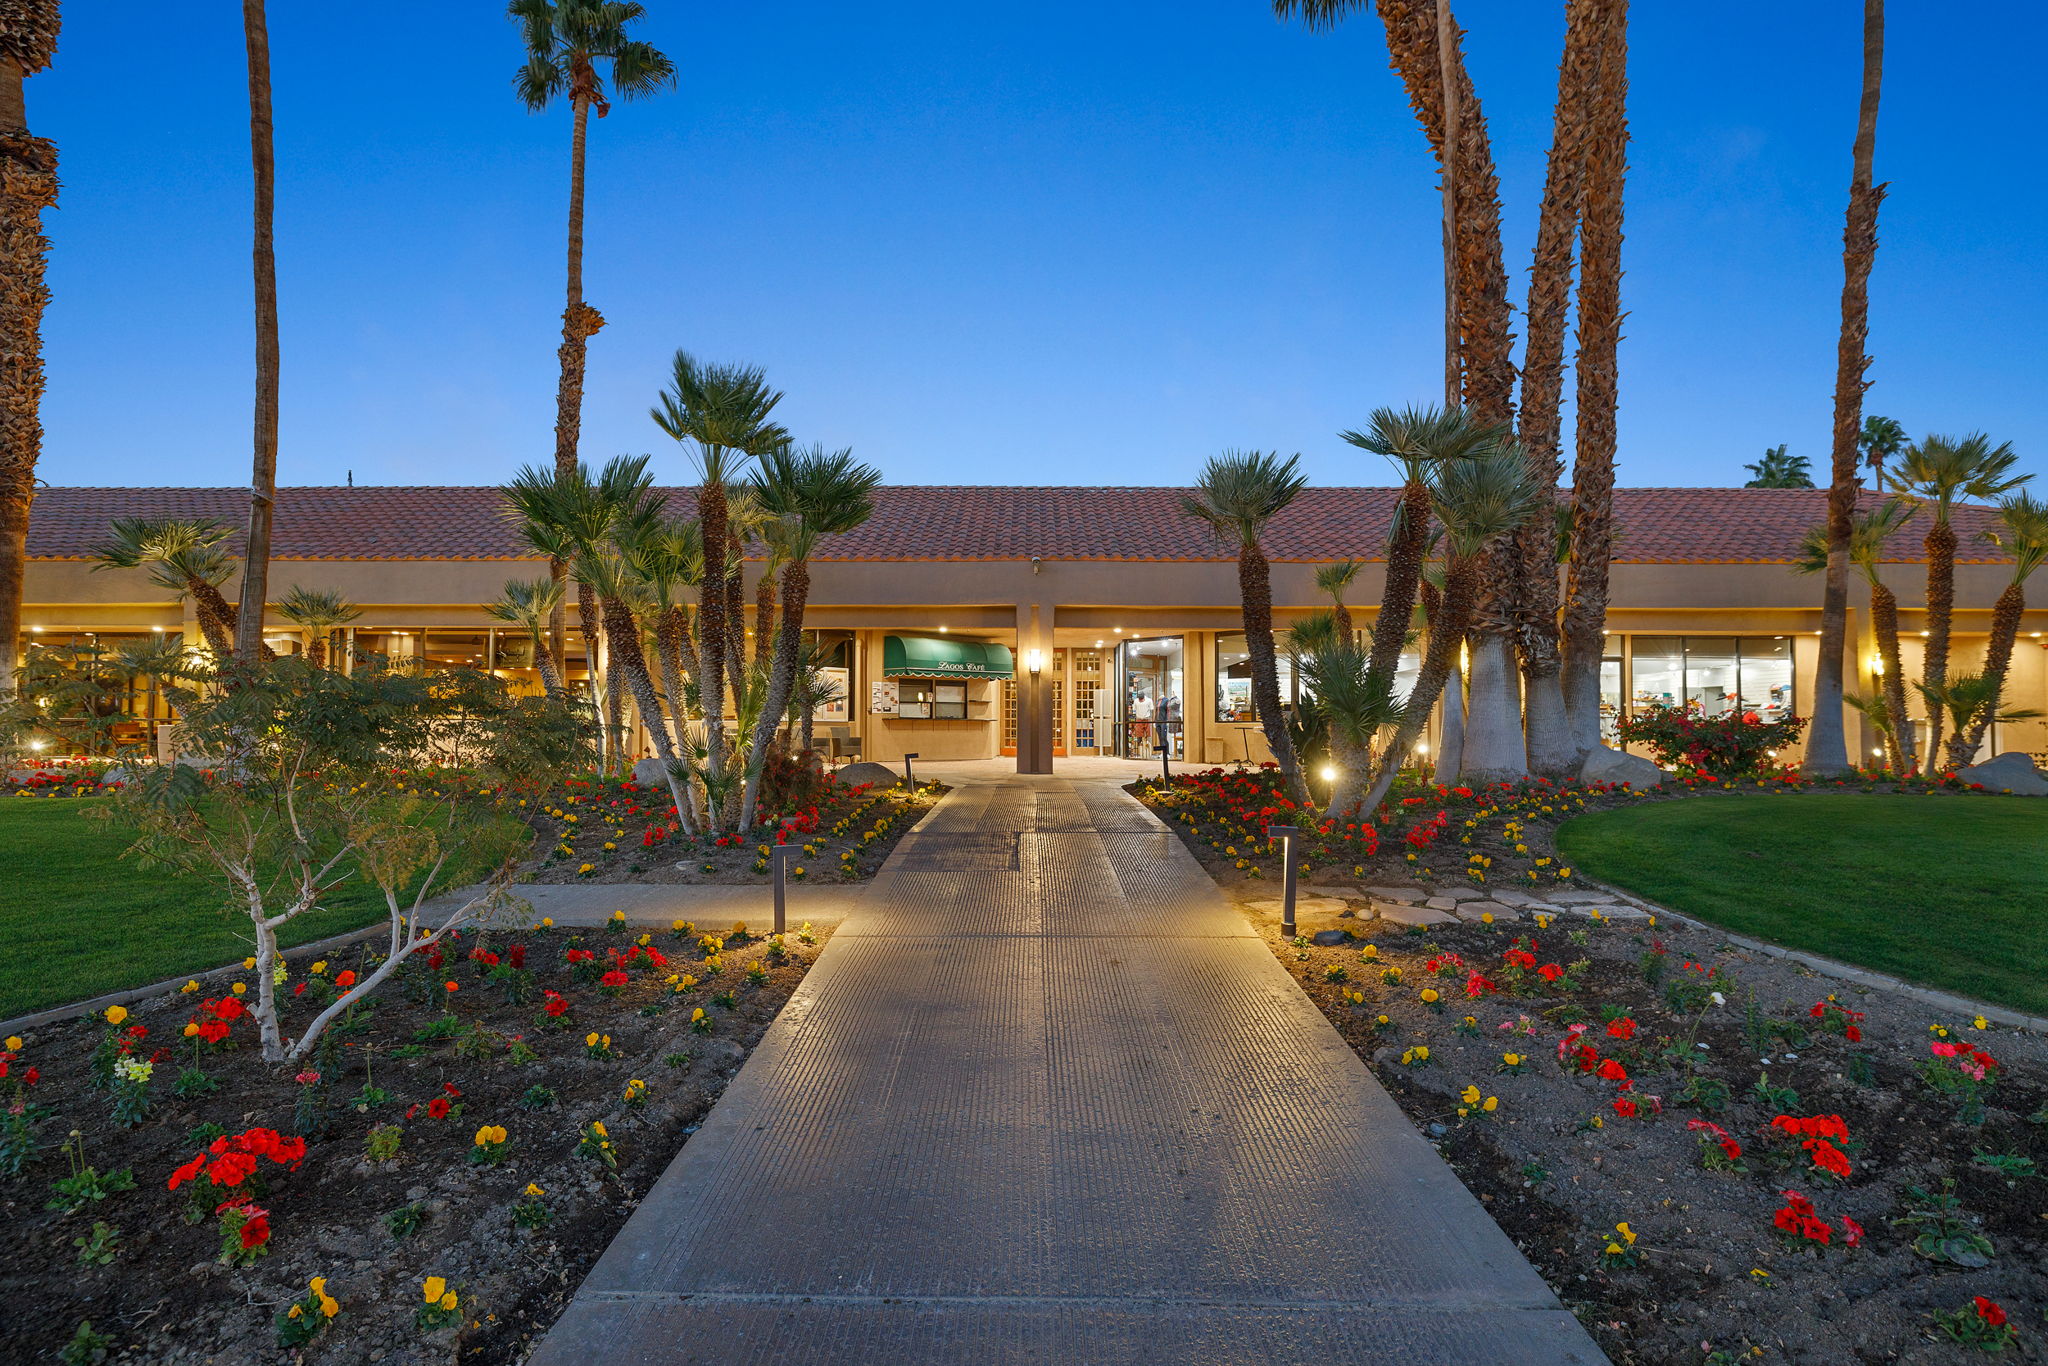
xmin=528 ymin=775 xmax=1606 ymax=1365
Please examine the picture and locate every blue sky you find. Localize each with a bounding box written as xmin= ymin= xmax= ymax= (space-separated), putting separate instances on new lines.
xmin=31 ymin=1 xmax=2048 ymax=492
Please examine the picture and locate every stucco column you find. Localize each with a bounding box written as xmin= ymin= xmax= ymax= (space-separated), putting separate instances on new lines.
xmin=1016 ymin=602 xmax=1054 ymax=774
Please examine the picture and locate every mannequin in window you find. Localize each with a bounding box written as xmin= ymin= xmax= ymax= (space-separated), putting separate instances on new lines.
xmin=1131 ymin=690 xmax=1153 ymax=751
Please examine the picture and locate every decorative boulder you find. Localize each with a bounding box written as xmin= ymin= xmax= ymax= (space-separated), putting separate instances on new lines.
xmin=833 ymin=762 xmax=903 ymax=790
xmin=631 ymin=757 xmax=672 ymax=788
xmin=1580 ymin=744 xmax=1665 ymax=791
xmin=1956 ymin=752 xmax=2048 ymax=796
xmin=99 ymin=766 xmax=130 ymax=787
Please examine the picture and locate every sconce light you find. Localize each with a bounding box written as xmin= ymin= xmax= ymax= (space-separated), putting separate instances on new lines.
xmin=1026 ymin=649 xmax=1044 ymax=676
xmin=1869 ymin=654 xmax=1884 ymax=675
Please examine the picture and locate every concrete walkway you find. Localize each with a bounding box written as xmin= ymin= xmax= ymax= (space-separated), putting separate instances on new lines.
xmin=528 ymin=775 xmax=1605 ymax=1365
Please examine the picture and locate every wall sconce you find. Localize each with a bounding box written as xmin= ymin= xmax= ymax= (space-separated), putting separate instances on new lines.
xmin=1026 ymin=649 xmax=1044 ymax=676
xmin=1869 ymin=654 xmax=1884 ymax=675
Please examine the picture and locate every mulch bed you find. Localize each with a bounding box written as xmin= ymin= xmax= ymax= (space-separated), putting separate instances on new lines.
xmin=1138 ymin=773 xmax=2048 ymax=1364
xmin=0 ymin=915 xmax=830 ymax=1364
xmin=515 ymin=776 xmax=944 ymax=885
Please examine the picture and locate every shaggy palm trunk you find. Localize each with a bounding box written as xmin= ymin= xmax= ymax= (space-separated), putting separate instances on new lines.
xmin=548 ymin=86 xmax=603 ymax=670
xmin=233 ymin=0 xmax=279 ymax=668
xmin=191 ymin=577 xmax=240 ymax=657
xmin=695 ymin=485 xmax=730 ymax=833
xmin=1807 ymin=0 xmax=1886 ymax=777
xmin=753 ymin=568 xmax=775 ymax=662
xmin=305 ymin=635 xmax=325 ymax=669
xmin=1561 ymin=0 xmax=1629 ymax=760
xmin=1433 ymin=657 xmax=1466 ymax=782
xmin=649 ymin=606 xmax=695 ymax=836
xmin=739 ymin=558 xmax=809 ymax=830
xmin=533 ymin=632 xmax=565 ymax=701
xmin=1365 ymin=556 xmax=1478 ymax=813
xmin=1239 ymin=544 xmax=1308 ymax=808
xmin=1921 ymin=518 xmax=1956 ymax=764
xmin=724 ymin=551 xmax=746 ymax=704
xmin=600 ymin=594 xmax=693 ymax=831
xmin=0 ymin=32 xmax=57 ymax=700
xmin=1516 ymin=0 xmax=1603 ymax=778
xmin=1955 ymin=577 xmax=2024 ymax=767
xmin=1868 ymin=580 xmax=1913 ymax=774
xmin=1369 ymin=479 xmax=1431 ymax=681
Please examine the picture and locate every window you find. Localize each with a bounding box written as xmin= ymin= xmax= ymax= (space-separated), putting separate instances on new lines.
xmin=1627 ymin=637 xmax=1798 ymax=726
xmin=1214 ymin=632 xmax=1296 ymax=722
xmin=897 ymin=680 xmax=967 ymax=720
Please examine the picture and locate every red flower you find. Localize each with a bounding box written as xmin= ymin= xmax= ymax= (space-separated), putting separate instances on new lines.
xmin=601 ymin=970 xmax=630 ymax=988
xmin=444 ymin=980 xmax=460 ymax=994
xmin=1842 ymin=1217 xmax=1864 ymax=1247
xmin=1596 ymin=1058 xmax=1629 ymax=1082
xmin=1721 ymin=1139 xmax=1743 ymax=1161
xmin=1844 ymin=1025 xmax=1861 ymax=1042
xmin=1605 ymin=1017 xmax=1637 ymax=1040
xmin=238 ymin=1212 xmax=272 ymax=1249
xmin=544 ymin=997 xmax=570 ymax=1017
xmin=508 ymin=945 xmax=526 ymax=969
xmin=1612 ymin=1098 xmax=1637 ymax=1118
xmin=1975 ymin=1298 xmax=2006 ymax=1327
xmin=427 ymin=1097 xmax=451 ymax=1119
xmin=335 ymin=970 xmax=357 ymax=989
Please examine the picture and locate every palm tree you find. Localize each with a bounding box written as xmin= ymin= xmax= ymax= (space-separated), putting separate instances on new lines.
xmin=738 ymin=444 xmax=880 ymax=828
xmin=1860 ymin=415 xmax=1906 ymax=483
xmin=1916 ymin=674 xmax=2042 ymax=768
xmin=1362 ymin=436 xmax=1539 ymax=813
xmin=1298 ymin=630 xmax=1400 ymax=818
xmin=615 ymin=513 xmax=702 ymax=726
xmin=788 ymin=637 xmax=843 ymax=759
xmin=1342 ymin=407 xmax=1481 ymax=683
xmin=502 ymin=462 xmax=617 ymax=765
xmin=1560 ymin=0 xmax=1629 ymax=759
xmin=1807 ymin=0 xmax=1887 ymax=778
xmin=272 ymin=586 xmax=361 ymax=668
xmin=1795 ymin=499 xmax=1913 ymax=773
xmin=90 ymin=518 xmax=243 ymax=657
xmin=233 ymin=0 xmax=281 ymax=667
xmin=1184 ymin=450 xmax=1311 ymax=807
xmin=1743 ymin=445 xmax=1813 ymax=488
xmin=1314 ymin=559 xmax=1364 ymax=641
xmin=483 ymin=576 xmax=568 ymax=699
xmin=0 ymin=0 xmax=60 ymax=700
xmin=651 ymin=351 xmax=789 ymax=834
xmin=509 ymin=0 xmax=673 ymax=664
xmin=1951 ymin=491 xmax=2048 ymax=766
xmin=1884 ymin=433 xmax=2029 ymax=762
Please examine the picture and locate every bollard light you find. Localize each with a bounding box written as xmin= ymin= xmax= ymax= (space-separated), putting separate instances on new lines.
xmin=1268 ymin=824 xmax=1303 ymax=939
xmin=770 ymin=844 xmax=796 ymax=936
xmin=902 ymin=751 xmax=919 ymax=789
xmin=1157 ymin=742 xmax=1172 ymax=786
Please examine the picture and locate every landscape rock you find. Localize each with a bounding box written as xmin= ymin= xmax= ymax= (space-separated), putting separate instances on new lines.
xmin=98 ymin=766 xmax=130 ymax=786
xmin=1580 ymin=744 xmax=1665 ymax=790
xmin=1439 ymin=886 xmax=1488 ymax=902
xmin=1456 ymin=901 xmax=1521 ymax=923
xmin=631 ymin=757 xmax=672 ymax=787
xmin=1425 ymin=897 xmax=1460 ymax=911
xmin=1377 ymin=901 xmax=1456 ymax=928
xmin=1545 ymin=889 xmax=1617 ymax=906
xmin=1956 ymin=751 xmax=2048 ymax=796
xmin=1488 ymin=888 xmax=1541 ymax=907
xmin=1310 ymin=929 xmax=1352 ymax=947
xmin=833 ymin=761 xmax=903 ymax=790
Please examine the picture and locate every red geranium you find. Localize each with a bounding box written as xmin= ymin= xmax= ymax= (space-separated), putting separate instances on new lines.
xmin=1975 ymin=1298 xmax=2007 ymax=1328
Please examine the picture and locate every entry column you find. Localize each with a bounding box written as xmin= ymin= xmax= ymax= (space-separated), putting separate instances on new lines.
xmin=1015 ymin=602 xmax=1054 ymax=774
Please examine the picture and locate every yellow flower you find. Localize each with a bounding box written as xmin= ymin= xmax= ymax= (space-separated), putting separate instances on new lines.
xmin=243 ymin=957 xmax=257 ymax=970
xmin=473 ymin=1125 xmax=507 ymax=1147
xmin=585 ymin=1032 xmax=600 ymax=1047
xmin=3 ymin=1036 xmax=21 ymax=1052
xmin=438 ymin=1291 xmax=459 ymax=1312
xmin=1480 ymin=912 xmax=1494 ymax=924
xmin=541 ymin=917 xmax=554 ymax=927
xmin=423 ymin=1276 xmax=447 ymax=1304
xmin=288 ymin=1304 xmax=303 ymax=1320
xmin=179 ymin=980 xmax=199 ymax=994
xmin=1359 ymin=945 xmax=1378 ymax=960
xmin=310 ymin=960 xmax=327 ymax=975
xmin=231 ymin=982 xmax=247 ymax=995
xmin=1419 ymin=988 xmax=1440 ymax=1004
xmin=1604 ymin=1241 xmax=1623 ymax=1256
xmin=692 ymin=1007 xmax=706 ymax=1022
xmin=1460 ymin=1085 xmax=1481 ymax=1105
xmin=611 ymin=910 xmax=626 ymax=922
xmin=1972 ymin=1016 xmax=1988 ymax=1030
xmin=1481 ymin=1096 xmax=1498 ymax=1112
xmin=524 ymin=1183 xmax=545 ymax=1197
xmin=103 ymin=1005 xmax=128 ymax=1026
xmin=1503 ymin=1053 xmax=1522 ymax=1066
xmin=1375 ymin=1014 xmax=1390 ymax=1026
xmin=1616 ymin=1222 xmax=1636 ymax=1245
xmin=591 ymin=1120 xmax=608 ymax=1137
xmin=578 ymin=863 xmax=593 ymax=874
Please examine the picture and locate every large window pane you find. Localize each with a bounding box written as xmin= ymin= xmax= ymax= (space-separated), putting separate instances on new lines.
xmin=1216 ymin=632 xmax=1254 ymax=722
xmin=1740 ymin=636 xmax=1795 ymax=722
xmin=1599 ymin=657 xmax=1623 ymax=743
xmin=1684 ymin=638 xmax=1740 ymax=718
xmin=1631 ymin=637 xmax=1683 ymax=714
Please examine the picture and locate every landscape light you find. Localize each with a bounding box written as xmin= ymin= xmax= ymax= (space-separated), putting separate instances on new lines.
xmin=1319 ymin=766 xmax=1336 ymax=782
xmin=29 ymin=739 xmax=47 ymax=751
xmin=938 ymin=625 xmax=948 ymax=633
xmin=1415 ymin=740 xmax=1430 ymax=754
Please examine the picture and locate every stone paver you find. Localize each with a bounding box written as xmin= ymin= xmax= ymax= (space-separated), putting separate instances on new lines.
xmin=528 ymin=775 xmax=1605 ymax=1366
xmin=1378 ymin=900 xmax=1459 ymax=928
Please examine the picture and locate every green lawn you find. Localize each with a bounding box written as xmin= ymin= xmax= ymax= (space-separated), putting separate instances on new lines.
xmin=0 ymin=799 xmax=491 ymax=1020
xmin=1556 ymin=793 xmax=2048 ymax=1016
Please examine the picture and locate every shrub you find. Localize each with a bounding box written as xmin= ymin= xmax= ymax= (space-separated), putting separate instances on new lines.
xmin=1614 ymin=704 xmax=1806 ymax=777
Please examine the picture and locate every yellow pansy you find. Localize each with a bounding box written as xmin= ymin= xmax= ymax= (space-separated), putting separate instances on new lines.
xmin=524 ymin=1183 xmax=545 ymax=1197
xmin=103 ymin=1005 xmax=128 ymax=1026
xmin=3 ymin=1036 xmax=21 ymax=1052
xmin=423 ymin=1276 xmax=447 ymax=1303
xmin=231 ymin=982 xmax=247 ymax=995
xmin=1460 ymin=1085 xmax=1481 ymax=1105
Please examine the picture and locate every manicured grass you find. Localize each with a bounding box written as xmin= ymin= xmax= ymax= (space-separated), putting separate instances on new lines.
xmin=1556 ymin=793 xmax=2048 ymax=1016
xmin=0 ymin=799 xmax=487 ymax=1020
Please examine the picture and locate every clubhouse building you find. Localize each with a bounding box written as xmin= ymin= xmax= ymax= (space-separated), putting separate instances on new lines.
xmin=21 ymin=485 xmax=2046 ymax=771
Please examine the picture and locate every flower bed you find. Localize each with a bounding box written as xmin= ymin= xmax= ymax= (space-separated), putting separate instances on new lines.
xmin=0 ymin=913 xmax=829 ymax=1362
xmin=516 ymin=774 xmax=945 ymax=884
xmin=1135 ymin=775 xmax=2048 ymax=1363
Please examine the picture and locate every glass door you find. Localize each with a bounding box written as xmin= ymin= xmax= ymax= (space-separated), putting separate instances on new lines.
xmin=1116 ymin=636 xmax=1185 ymax=759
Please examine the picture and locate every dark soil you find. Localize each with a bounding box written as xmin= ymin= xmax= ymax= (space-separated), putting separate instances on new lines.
xmin=0 ymin=916 xmax=829 ymax=1364
xmin=1139 ymin=775 xmax=2048 ymax=1365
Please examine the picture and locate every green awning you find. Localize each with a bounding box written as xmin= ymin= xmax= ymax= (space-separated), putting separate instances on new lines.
xmin=881 ymin=635 xmax=1013 ymax=680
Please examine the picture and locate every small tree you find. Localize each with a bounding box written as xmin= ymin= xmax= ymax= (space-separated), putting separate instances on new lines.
xmin=99 ymin=657 xmax=588 ymax=1064
xmin=1743 ymin=445 xmax=1813 ymax=488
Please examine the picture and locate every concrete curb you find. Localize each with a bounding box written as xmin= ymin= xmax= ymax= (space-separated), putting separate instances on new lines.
xmin=1577 ymin=876 xmax=2048 ymax=1035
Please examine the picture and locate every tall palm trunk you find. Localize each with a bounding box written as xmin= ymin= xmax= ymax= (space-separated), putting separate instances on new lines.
xmin=1807 ymin=0 xmax=1886 ymax=776
xmin=233 ymin=0 xmax=279 ymax=668
xmin=724 ymin=546 xmax=746 ymax=702
xmin=0 ymin=6 xmax=58 ymax=700
xmin=753 ymin=566 xmax=776 ymax=661
xmin=1868 ymin=579 xmax=1913 ymax=773
xmin=695 ymin=485 xmax=730 ymax=832
xmin=599 ymin=593 xmax=693 ymax=825
xmin=739 ymin=557 xmax=809 ymax=830
xmin=1365 ymin=554 xmax=1478 ymax=813
xmin=1560 ymin=0 xmax=1629 ymax=757
xmin=548 ymin=82 xmax=605 ymax=674
xmin=1957 ymin=577 xmax=2026 ymax=763
xmin=1369 ymin=479 xmax=1431 ymax=681
xmin=191 ymin=576 xmax=239 ymax=657
xmin=1240 ymin=545 xmax=1308 ymax=807
xmin=1516 ymin=0 xmax=1604 ymax=777
xmin=1920 ymin=516 xmax=1956 ymax=762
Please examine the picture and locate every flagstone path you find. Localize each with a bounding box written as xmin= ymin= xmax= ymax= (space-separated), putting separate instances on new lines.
xmin=527 ymin=773 xmax=1606 ymax=1365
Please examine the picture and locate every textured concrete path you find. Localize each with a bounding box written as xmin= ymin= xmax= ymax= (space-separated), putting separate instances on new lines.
xmin=528 ymin=776 xmax=1605 ymax=1365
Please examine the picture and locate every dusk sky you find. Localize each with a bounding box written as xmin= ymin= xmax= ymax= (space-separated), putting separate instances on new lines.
xmin=31 ymin=2 xmax=2048 ymax=493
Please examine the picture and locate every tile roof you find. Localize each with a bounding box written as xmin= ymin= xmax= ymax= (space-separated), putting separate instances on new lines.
xmin=24 ymin=484 xmax=2011 ymax=566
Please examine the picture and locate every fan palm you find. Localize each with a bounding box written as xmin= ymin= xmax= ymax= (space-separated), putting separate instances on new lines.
xmin=737 ymin=444 xmax=880 ymax=828
xmin=651 ymin=351 xmax=788 ymax=831
xmin=1951 ymin=491 xmax=2048 ymax=766
xmin=1313 ymin=559 xmax=1363 ymax=641
xmin=1916 ymin=674 xmax=2043 ymax=766
xmin=271 ymin=586 xmax=361 ymax=668
xmin=615 ymin=513 xmax=702 ymax=728
xmin=1742 ymin=446 xmax=1813 ymax=488
xmin=90 ymin=518 xmax=244 ymax=658
xmin=1183 ymin=449 xmax=1310 ymax=806
xmin=1795 ymin=499 xmax=1914 ymax=772
xmin=787 ymin=635 xmax=845 ymax=761
xmin=483 ymin=577 xmax=568 ymax=700
xmin=0 ymin=0 xmax=60 ymax=699
xmin=1859 ymin=415 xmax=1906 ymax=482
xmin=1884 ymin=433 xmax=2030 ymax=761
